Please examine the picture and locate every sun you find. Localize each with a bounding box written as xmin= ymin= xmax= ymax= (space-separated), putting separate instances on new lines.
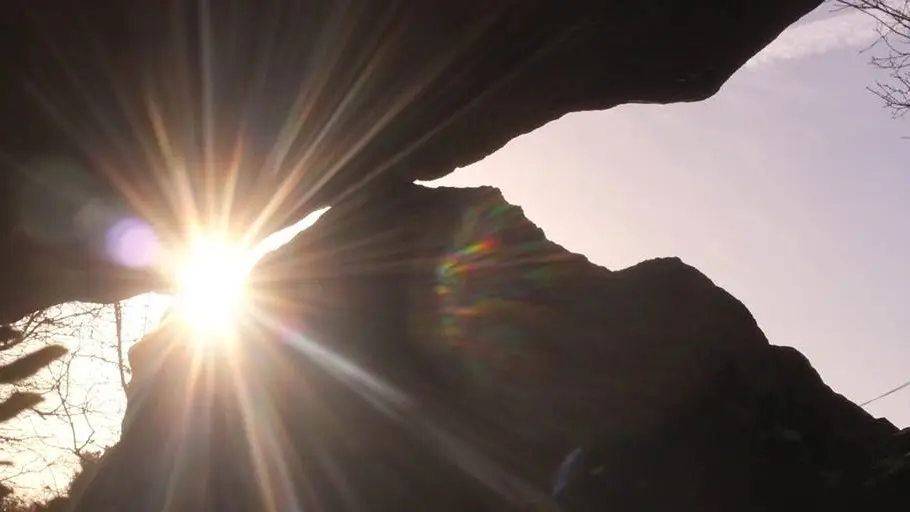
xmin=165 ymin=208 xmax=330 ymax=340
xmin=173 ymin=237 xmax=254 ymax=337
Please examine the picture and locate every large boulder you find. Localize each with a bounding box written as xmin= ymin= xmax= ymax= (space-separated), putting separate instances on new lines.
xmin=0 ymin=0 xmax=822 ymax=322
xmin=71 ymin=185 xmax=901 ymax=511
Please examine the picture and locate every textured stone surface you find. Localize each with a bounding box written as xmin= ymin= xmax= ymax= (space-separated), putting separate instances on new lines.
xmin=72 ymin=185 xmax=903 ymax=511
xmin=0 ymin=0 xmax=821 ymax=323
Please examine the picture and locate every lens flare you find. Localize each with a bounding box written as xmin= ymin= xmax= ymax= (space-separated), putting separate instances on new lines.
xmin=173 ymin=237 xmax=253 ymax=338
xmin=106 ymin=217 xmax=162 ymax=268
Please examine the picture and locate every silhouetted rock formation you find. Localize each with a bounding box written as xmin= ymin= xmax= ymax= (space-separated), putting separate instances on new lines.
xmin=6 ymin=2 xmax=901 ymax=509
xmin=72 ymin=185 xmax=907 ymax=511
xmin=0 ymin=0 xmax=822 ymax=323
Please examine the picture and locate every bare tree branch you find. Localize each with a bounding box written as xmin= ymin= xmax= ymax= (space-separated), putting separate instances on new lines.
xmin=113 ymin=303 xmax=128 ymax=397
xmin=0 ymin=348 xmax=68 ymax=385
xmin=839 ymin=1 xmax=910 ymax=116
xmin=0 ymin=298 xmax=161 ymax=503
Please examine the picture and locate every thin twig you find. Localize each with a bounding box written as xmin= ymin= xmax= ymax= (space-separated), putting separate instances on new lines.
xmin=114 ymin=302 xmax=128 ymax=397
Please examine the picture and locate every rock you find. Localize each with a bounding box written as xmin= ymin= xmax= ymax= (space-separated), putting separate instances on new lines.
xmin=71 ymin=184 xmax=902 ymax=511
xmin=0 ymin=0 xmax=821 ymax=322
xmin=840 ymin=427 xmax=910 ymax=509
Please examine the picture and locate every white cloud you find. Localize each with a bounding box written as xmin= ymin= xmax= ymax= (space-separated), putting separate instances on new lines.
xmin=745 ymin=10 xmax=880 ymax=67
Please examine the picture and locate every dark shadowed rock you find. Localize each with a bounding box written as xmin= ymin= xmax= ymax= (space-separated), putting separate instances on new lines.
xmin=72 ymin=185 xmax=904 ymax=511
xmin=0 ymin=0 xmax=822 ymax=323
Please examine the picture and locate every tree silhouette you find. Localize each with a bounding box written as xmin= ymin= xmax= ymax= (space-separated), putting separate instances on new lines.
xmin=0 ymin=298 xmax=158 ymax=506
xmin=0 ymin=326 xmax=67 ymax=511
xmin=0 ymin=328 xmax=66 ymax=431
xmin=0 ymin=451 xmax=102 ymax=512
xmin=839 ymin=1 xmax=910 ymax=117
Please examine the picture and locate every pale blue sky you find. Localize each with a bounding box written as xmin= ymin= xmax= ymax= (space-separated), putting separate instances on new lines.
xmin=434 ymin=5 xmax=910 ymax=427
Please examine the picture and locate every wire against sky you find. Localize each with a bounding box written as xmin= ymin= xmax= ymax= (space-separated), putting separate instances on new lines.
xmin=861 ymin=378 xmax=910 ymax=407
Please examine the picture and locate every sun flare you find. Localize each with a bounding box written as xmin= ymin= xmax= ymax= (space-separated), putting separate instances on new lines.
xmin=173 ymin=237 xmax=254 ymax=337
xmin=166 ymin=208 xmax=330 ymax=341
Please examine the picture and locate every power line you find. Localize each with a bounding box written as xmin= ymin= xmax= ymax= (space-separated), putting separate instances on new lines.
xmin=860 ymin=378 xmax=910 ymax=407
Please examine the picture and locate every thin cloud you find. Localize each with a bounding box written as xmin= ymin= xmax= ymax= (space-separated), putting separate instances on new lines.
xmin=746 ymin=10 xmax=880 ymax=68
